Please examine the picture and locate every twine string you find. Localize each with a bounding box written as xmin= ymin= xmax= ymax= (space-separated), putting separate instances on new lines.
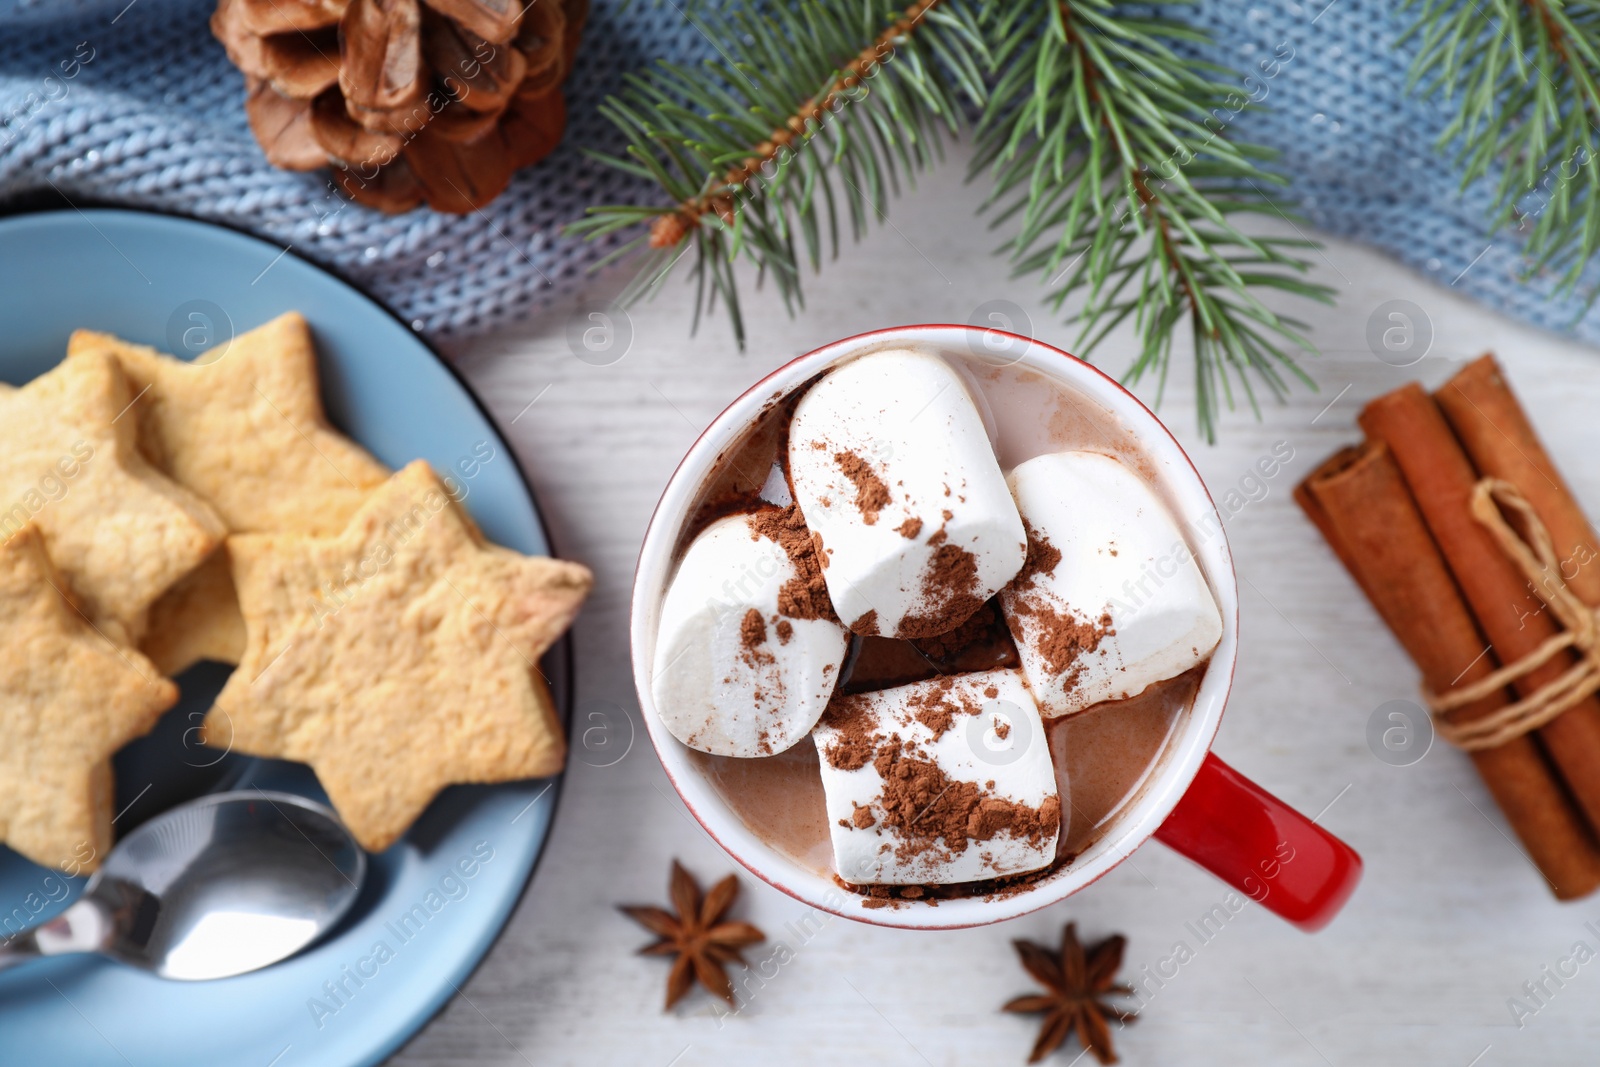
xmin=1426 ymin=478 xmax=1600 ymax=751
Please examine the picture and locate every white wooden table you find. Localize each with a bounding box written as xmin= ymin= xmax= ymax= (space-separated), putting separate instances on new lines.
xmin=394 ymin=147 xmax=1600 ymax=1066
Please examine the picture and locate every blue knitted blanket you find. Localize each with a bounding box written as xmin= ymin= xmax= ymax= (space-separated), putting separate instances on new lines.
xmin=2 ymin=0 xmax=1596 ymax=345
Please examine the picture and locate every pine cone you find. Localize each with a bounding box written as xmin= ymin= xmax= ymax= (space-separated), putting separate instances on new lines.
xmin=213 ymin=0 xmax=585 ymax=213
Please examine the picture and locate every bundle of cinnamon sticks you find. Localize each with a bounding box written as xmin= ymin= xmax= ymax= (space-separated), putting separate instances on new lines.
xmin=1297 ymin=356 xmax=1600 ymax=900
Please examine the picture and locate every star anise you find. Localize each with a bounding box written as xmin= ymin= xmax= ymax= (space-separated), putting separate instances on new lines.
xmin=1003 ymin=922 xmax=1137 ymax=1064
xmin=619 ymin=859 xmax=766 ymax=1009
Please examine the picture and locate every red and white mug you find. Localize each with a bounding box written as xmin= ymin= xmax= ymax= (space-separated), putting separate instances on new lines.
xmin=630 ymin=325 xmax=1362 ymax=931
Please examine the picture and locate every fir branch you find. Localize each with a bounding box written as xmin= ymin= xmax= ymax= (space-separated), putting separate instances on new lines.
xmin=568 ymin=0 xmax=986 ymax=345
xmin=1406 ymin=0 xmax=1600 ymax=293
xmin=572 ymin=0 xmax=1332 ymax=441
xmin=974 ymin=0 xmax=1332 ymax=442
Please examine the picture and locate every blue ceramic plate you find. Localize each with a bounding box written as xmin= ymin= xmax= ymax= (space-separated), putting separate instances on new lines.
xmin=0 ymin=209 xmax=570 ymax=1066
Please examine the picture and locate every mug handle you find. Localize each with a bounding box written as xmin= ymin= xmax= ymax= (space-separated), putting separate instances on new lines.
xmin=1152 ymin=753 xmax=1362 ymax=931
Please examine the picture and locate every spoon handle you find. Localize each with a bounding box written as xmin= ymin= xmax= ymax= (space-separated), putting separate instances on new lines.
xmin=0 ymin=898 xmax=113 ymax=972
xmin=0 ymin=930 xmax=42 ymax=972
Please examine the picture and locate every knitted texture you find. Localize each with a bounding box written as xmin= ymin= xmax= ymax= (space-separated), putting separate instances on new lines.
xmin=2 ymin=0 xmax=1597 ymax=344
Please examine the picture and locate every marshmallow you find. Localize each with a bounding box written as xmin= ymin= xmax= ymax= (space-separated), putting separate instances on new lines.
xmin=652 ymin=512 xmax=848 ymax=757
xmin=1000 ymin=451 xmax=1222 ymax=718
xmin=812 ymin=669 xmax=1060 ymax=885
xmin=788 ymin=349 xmax=1026 ymax=640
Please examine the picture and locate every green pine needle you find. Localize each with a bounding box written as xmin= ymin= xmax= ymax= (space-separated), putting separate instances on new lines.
xmin=974 ymin=0 xmax=1332 ymax=442
xmin=1405 ymin=0 xmax=1600 ymax=297
xmin=568 ymin=0 xmax=983 ymax=346
xmin=570 ymin=0 xmax=1333 ymax=441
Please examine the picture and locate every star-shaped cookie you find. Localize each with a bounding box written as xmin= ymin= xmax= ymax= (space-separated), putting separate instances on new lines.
xmin=204 ymin=460 xmax=592 ymax=851
xmin=0 ymin=350 xmax=225 ymax=644
xmin=69 ymin=312 xmax=391 ymax=672
xmin=69 ymin=312 xmax=390 ymax=533
xmin=0 ymin=526 xmax=177 ymax=872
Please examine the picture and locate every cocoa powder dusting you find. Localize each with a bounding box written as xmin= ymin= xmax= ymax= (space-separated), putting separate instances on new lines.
xmin=747 ymin=505 xmax=836 ymax=621
xmin=737 ymin=606 xmax=775 ymax=671
xmin=896 ymin=544 xmax=984 ymax=640
xmin=834 ymin=450 xmax=891 ymax=525
xmin=775 ymin=619 xmax=794 ymax=644
xmin=913 ymin=705 xmax=953 ymax=738
xmin=824 ymin=679 xmax=1062 ymax=892
xmin=1032 ymin=608 xmax=1115 ymax=679
xmin=739 ymin=608 xmax=767 ymax=649
xmin=819 ymin=695 xmax=881 ymax=771
xmin=911 ymin=599 xmax=1019 ymax=672
xmin=902 ymin=677 xmax=982 ymax=740
xmin=871 ymin=747 xmax=1059 ymax=860
xmin=896 ymin=516 xmax=923 ymax=539
xmin=1011 ymin=520 xmax=1061 ymax=593
xmin=850 ymin=609 xmax=880 ymax=636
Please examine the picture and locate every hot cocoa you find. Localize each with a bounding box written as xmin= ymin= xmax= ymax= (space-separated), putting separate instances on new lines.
xmin=651 ymin=345 xmax=1221 ymax=902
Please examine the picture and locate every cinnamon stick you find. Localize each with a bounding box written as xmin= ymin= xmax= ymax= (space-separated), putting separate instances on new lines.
xmin=1292 ymin=446 xmax=1372 ymax=600
xmin=1436 ymin=355 xmax=1600 ymax=604
xmin=1298 ymin=441 xmax=1600 ymax=899
xmin=1361 ymin=384 xmax=1600 ymax=837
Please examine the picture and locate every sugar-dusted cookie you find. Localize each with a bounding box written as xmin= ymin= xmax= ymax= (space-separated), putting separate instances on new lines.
xmin=205 ymin=460 xmax=592 ymax=851
xmin=70 ymin=312 xmax=391 ymax=671
xmin=0 ymin=527 xmax=177 ymax=872
xmin=0 ymin=351 xmax=226 ymax=644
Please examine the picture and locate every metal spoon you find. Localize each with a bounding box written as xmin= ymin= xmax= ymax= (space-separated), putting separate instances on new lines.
xmin=0 ymin=791 xmax=365 ymax=980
